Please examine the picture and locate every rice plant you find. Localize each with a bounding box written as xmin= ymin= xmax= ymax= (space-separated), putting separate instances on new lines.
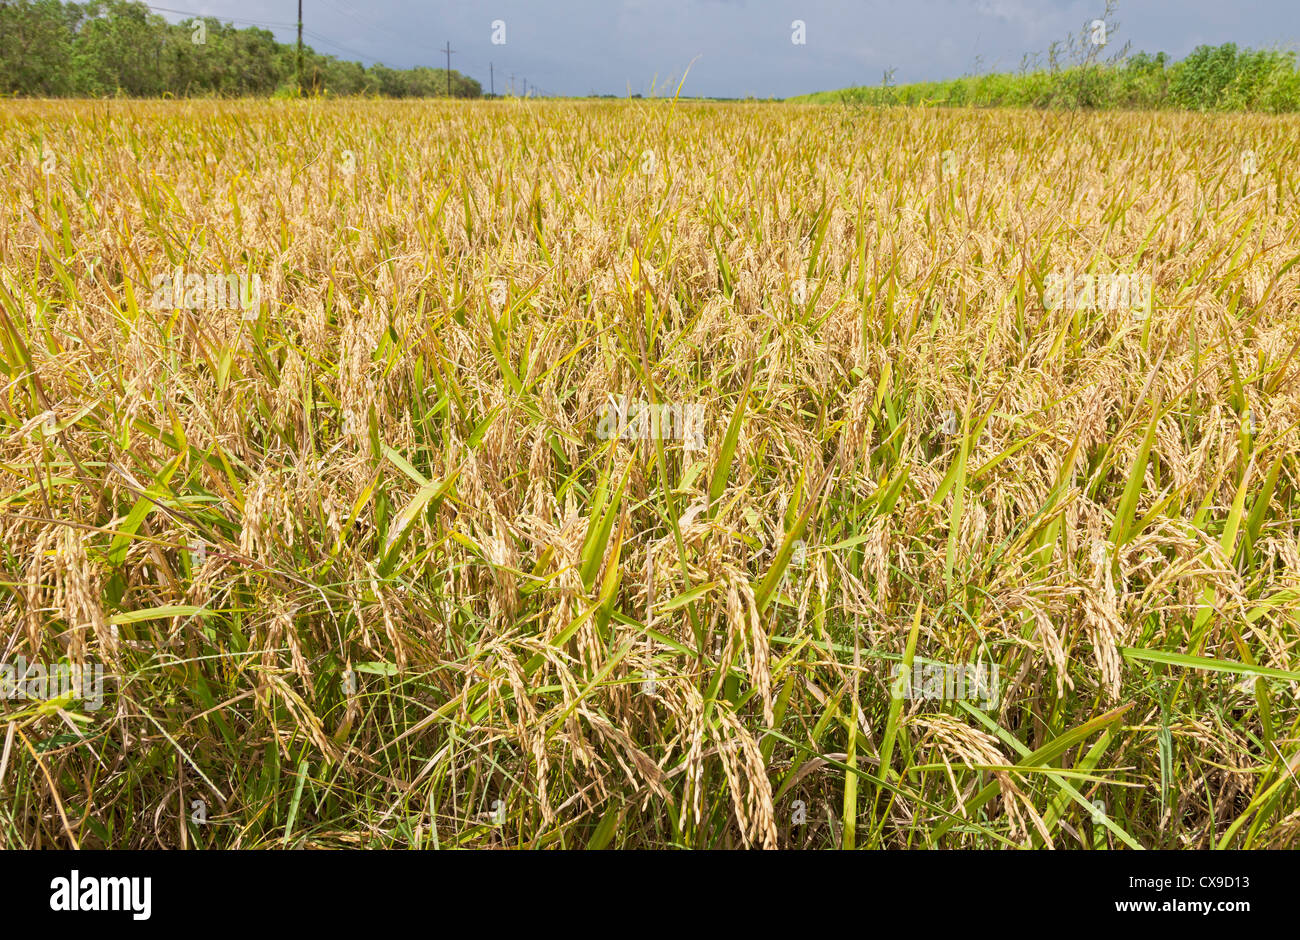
xmin=1 ymin=97 xmax=1298 ymax=849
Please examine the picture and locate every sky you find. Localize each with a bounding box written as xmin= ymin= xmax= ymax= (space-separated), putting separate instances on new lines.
xmin=148 ymin=1 xmax=1300 ymax=98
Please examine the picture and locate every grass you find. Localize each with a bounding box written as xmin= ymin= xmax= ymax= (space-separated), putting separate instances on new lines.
xmin=1 ymin=97 xmax=1299 ymax=849
xmin=795 ymin=45 xmax=1300 ymax=112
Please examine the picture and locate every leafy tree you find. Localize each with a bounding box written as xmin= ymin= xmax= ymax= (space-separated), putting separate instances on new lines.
xmin=0 ymin=0 xmax=83 ymax=95
xmin=0 ymin=0 xmax=483 ymax=98
xmin=74 ymin=0 xmax=167 ymax=96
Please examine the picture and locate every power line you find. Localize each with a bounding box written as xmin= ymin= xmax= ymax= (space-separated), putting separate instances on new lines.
xmin=314 ymin=0 xmax=410 ymax=44
xmin=145 ymin=2 xmax=491 ymax=90
xmin=144 ymin=2 xmax=371 ymax=61
xmin=301 ymin=29 xmax=374 ymax=63
xmin=269 ymin=0 xmax=496 ymax=88
xmin=296 ymin=0 xmax=497 ymax=82
xmin=143 ymin=4 xmax=298 ymax=29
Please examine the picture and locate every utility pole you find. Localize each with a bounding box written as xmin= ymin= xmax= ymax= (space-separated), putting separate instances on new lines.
xmin=509 ymin=73 xmax=515 ymax=96
xmin=296 ymin=0 xmax=303 ymax=96
xmin=489 ymin=62 xmax=494 ymax=97
xmin=443 ymin=41 xmax=455 ymax=98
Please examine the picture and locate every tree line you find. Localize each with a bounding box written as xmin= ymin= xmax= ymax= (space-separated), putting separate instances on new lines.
xmin=0 ymin=0 xmax=483 ymax=98
xmin=809 ymin=44 xmax=1300 ymax=112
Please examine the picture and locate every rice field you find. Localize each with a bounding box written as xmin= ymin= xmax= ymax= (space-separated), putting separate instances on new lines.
xmin=1 ymin=98 xmax=1299 ymax=849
